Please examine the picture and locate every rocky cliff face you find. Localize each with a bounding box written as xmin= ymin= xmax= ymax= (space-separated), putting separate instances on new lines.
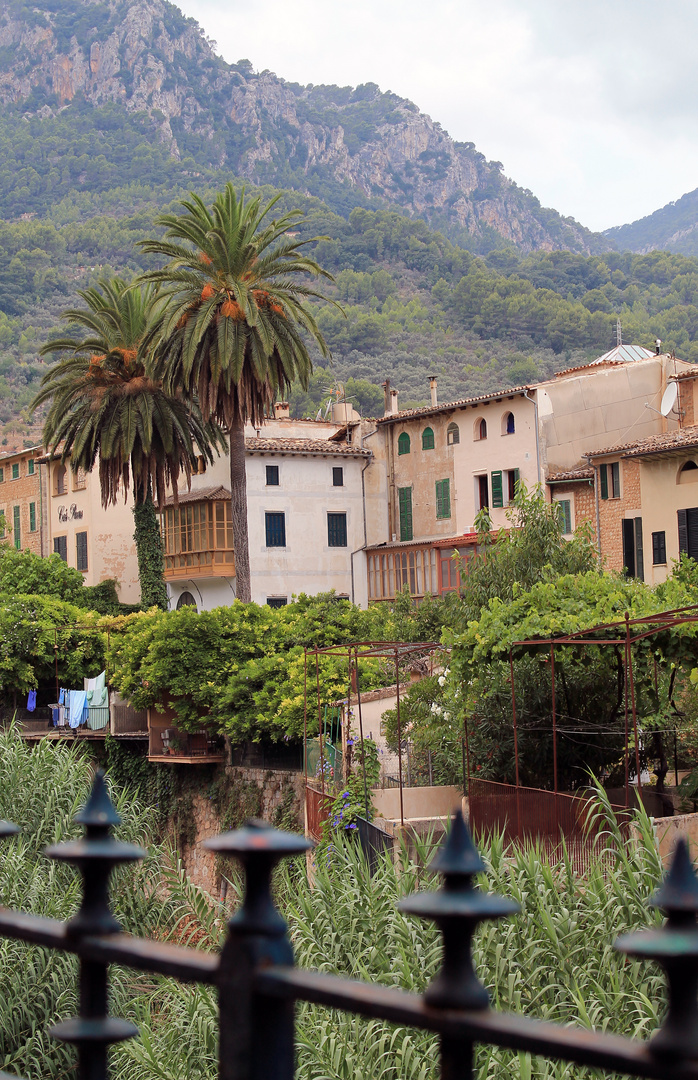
xmin=0 ymin=0 xmax=607 ymax=254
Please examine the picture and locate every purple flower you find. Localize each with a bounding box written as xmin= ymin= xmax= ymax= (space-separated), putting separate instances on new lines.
xmin=347 ymin=822 xmax=357 ymax=830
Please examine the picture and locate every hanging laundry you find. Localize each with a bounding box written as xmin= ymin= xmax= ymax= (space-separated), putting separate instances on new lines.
xmin=58 ymin=688 xmax=66 ymax=706
xmin=68 ymin=690 xmax=87 ymax=729
xmin=26 ymin=690 xmax=37 ymax=712
xmin=85 ymin=671 xmax=107 ymax=707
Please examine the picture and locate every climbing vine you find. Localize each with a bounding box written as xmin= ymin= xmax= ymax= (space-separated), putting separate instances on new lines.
xmin=132 ymin=493 xmax=168 ymax=610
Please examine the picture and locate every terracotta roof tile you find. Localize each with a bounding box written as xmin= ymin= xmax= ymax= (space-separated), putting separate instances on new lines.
xmin=585 ymin=425 xmax=698 ymax=460
xmin=164 ymin=485 xmax=230 ymax=507
xmin=546 ymin=467 xmax=594 ymax=482
xmin=376 ymin=386 xmax=531 ymax=424
xmin=673 ymin=366 xmax=698 ymax=381
xmin=244 ymin=437 xmax=370 ymax=456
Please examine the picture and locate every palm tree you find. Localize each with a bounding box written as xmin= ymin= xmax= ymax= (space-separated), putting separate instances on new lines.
xmin=32 ymin=277 xmax=221 ymax=610
xmin=138 ymin=183 xmax=335 ymax=603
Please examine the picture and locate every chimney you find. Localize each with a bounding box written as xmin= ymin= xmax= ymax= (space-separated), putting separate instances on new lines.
xmin=390 ymin=388 xmax=399 ymax=415
xmin=381 ymin=379 xmax=391 ymax=417
xmin=655 ymin=338 xmax=662 ymax=355
xmin=429 ymin=377 xmax=438 ymax=407
xmin=274 ymin=402 xmax=290 ymax=419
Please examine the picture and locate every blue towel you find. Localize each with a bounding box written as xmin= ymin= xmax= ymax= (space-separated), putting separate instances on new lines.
xmin=68 ymin=690 xmax=87 ymax=729
xmin=26 ymin=690 xmax=36 ymax=712
xmin=59 ymin=688 xmax=66 ymax=706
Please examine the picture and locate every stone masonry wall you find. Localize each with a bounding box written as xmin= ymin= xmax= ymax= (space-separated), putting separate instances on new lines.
xmin=178 ymin=765 xmax=306 ymax=896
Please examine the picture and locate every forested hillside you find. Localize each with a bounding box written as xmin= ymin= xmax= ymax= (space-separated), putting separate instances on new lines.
xmin=605 ymin=188 xmax=698 ymax=257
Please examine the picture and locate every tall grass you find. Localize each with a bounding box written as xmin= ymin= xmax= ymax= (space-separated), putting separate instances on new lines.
xmin=114 ymin=792 xmax=668 ymax=1080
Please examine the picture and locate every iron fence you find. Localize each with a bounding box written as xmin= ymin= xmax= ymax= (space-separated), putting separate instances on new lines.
xmin=0 ymin=771 xmax=697 ymax=1080
xmin=468 ymin=777 xmax=630 ymax=876
xmin=355 ymin=814 xmax=394 ymax=875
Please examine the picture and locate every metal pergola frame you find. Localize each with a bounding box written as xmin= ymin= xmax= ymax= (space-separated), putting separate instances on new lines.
xmin=303 ymin=641 xmax=445 ymax=826
xmin=503 ymin=604 xmax=698 ymax=806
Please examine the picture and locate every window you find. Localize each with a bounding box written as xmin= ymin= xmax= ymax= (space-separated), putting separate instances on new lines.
xmin=29 ymin=502 xmax=36 ymax=532
xmin=76 ymin=531 xmax=88 ymax=572
xmin=266 ymin=464 xmax=279 ymax=486
xmin=622 ymin=518 xmax=644 ymax=580
xmin=422 ymin=427 xmax=435 ymax=450
xmin=72 ymin=467 xmax=86 ymax=491
xmin=267 ymin=597 xmax=288 ymax=609
xmin=327 ymin=512 xmax=348 ymax=547
xmin=398 ymin=487 xmax=413 ymax=542
xmin=332 ymin=466 xmax=344 ymax=487
xmin=507 ymin=468 xmax=520 ymax=504
xmin=447 ymin=423 xmax=460 ymax=445
xmin=475 ymin=418 xmax=487 ymax=441
xmin=600 ymin=462 xmax=620 ymax=500
xmin=491 ymin=471 xmax=504 ymax=509
xmin=503 ymin=412 xmax=515 ymax=435
xmin=55 ymin=464 xmax=67 ymax=495
xmin=557 ymin=499 xmax=572 ymax=535
xmin=12 ymin=506 xmax=20 ymax=550
xmin=0 ymin=510 xmax=4 ymax=538
xmin=435 ymin=479 xmax=451 ymax=519
xmin=265 ymin=511 xmax=286 ymax=547
xmin=0 ymin=469 xmax=4 ymax=483
xmin=678 ymin=508 xmax=698 ymax=561
xmin=11 ymin=463 xmax=19 ymax=480
xmin=652 ymin=531 xmax=667 ymax=565
xmin=53 ymin=536 xmax=67 ymax=562
xmin=477 ymin=474 xmax=489 ymax=510
xmin=397 ymin=432 xmax=410 ymax=455
xmin=27 ymin=459 xmax=34 ymax=476
xmin=176 ymin=591 xmax=197 ymax=610
xmin=679 ymin=461 xmax=698 ymax=484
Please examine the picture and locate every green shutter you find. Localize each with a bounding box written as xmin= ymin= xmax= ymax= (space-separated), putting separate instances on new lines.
xmin=491 ymin=471 xmax=503 ymax=508
xmin=600 ymin=464 xmax=608 ymax=500
xmin=13 ymin=505 xmax=20 ymax=550
xmin=29 ymin=502 xmax=36 ymax=532
xmin=398 ymin=432 xmax=410 ymax=455
xmin=27 ymin=459 xmax=34 ymax=475
xmin=398 ymin=487 xmax=413 ymax=541
xmin=436 ymin=479 xmax=451 ymax=519
xmin=422 ymin=427 xmax=435 ymax=450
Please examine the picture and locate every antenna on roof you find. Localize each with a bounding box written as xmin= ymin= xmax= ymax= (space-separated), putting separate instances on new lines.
xmin=616 ymin=319 xmax=622 ymax=347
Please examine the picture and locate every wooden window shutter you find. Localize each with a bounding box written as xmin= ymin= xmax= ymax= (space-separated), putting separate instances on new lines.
xmin=600 ymin=464 xmax=608 ymax=500
xmin=436 ymin=479 xmax=451 ymax=519
xmin=634 ymin=517 xmax=644 ymax=581
xmin=652 ymin=531 xmax=666 ymax=564
xmin=678 ymin=508 xmax=689 ymax=553
xmin=399 ymin=487 xmax=413 ymax=542
xmin=622 ymin=519 xmax=635 ymax=577
xmin=491 ymin=471 xmax=503 ymax=508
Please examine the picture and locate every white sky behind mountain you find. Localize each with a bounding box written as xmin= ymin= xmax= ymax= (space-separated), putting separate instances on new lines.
xmin=177 ymin=0 xmax=697 ymax=234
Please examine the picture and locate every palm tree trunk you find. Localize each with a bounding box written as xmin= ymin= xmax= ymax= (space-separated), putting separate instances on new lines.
xmin=132 ymin=485 xmax=168 ymax=610
xmin=228 ymin=415 xmax=251 ymax=602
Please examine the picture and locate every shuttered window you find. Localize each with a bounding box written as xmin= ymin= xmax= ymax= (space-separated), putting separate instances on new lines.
xmin=435 ymin=479 xmax=451 ymax=519
xmin=600 ymin=464 xmax=608 ymax=500
xmin=11 ymin=463 xmax=19 ymax=480
xmin=678 ymin=508 xmax=698 ymax=560
xmin=478 ymin=474 xmax=489 ymax=510
xmin=508 ymin=468 xmax=520 ymax=504
xmin=557 ymin=499 xmax=572 ymax=535
xmin=398 ymin=487 xmax=413 ymax=542
xmin=266 ymin=465 xmax=279 ymax=486
xmin=332 ymin=467 xmax=344 ymax=487
xmin=27 ymin=459 xmax=34 ymax=475
xmin=54 ymin=536 xmax=67 ymax=561
xmin=622 ymin=517 xmax=644 ymax=580
xmin=327 ymin=512 xmax=347 ymax=547
xmin=12 ymin=505 xmax=19 ymax=550
xmin=491 ymin=471 xmax=504 ymax=508
xmin=422 ymin=427 xmax=435 ymax=450
xmin=265 ymin=512 xmax=286 ymax=547
xmin=397 ymin=432 xmax=410 ymax=455
xmin=611 ymin=462 xmax=621 ymax=498
xmin=29 ymin=502 xmax=36 ymax=532
xmin=76 ymin=531 xmax=88 ymax=572
xmin=652 ymin=531 xmax=667 ymax=565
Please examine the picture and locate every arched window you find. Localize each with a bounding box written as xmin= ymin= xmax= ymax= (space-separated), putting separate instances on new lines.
xmin=503 ymin=411 xmax=515 ymax=435
xmin=398 ymin=432 xmax=411 ymax=455
xmin=474 ymin=417 xmax=487 ymax=441
xmin=422 ymin=427 xmax=435 ymax=450
xmin=447 ymin=422 xmax=460 ymax=445
xmin=54 ymin=463 xmax=67 ymax=495
xmin=176 ymin=591 xmax=197 ymax=611
xmin=678 ymin=460 xmax=698 ymax=484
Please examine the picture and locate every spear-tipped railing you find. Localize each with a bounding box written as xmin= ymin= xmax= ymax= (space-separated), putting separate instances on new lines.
xmin=0 ymin=771 xmax=697 ymax=1080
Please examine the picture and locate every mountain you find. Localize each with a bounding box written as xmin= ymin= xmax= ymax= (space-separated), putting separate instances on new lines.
xmin=0 ymin=0 xmax=608 ymax=255
xmin=605 ymin=188 xmax=698 ymax=256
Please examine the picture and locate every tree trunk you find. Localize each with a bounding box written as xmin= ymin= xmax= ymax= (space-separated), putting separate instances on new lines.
xmin=132 ymin=487 xmax=168 ymax=610
xmin=228 ymin=415 xmax=251 ymax=603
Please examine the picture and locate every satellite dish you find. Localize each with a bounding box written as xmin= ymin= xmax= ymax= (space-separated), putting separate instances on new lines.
xmin=660 ymin=382 xmax=678 ymax=416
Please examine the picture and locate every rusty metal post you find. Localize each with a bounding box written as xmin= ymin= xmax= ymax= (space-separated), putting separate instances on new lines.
xmin=354 ymin=648 xmax=370 ymax=822
xmin=509 ymin=648 xmax=520 ymax=789
xmin=623 ymin=634 xmax=630 ymax=808
xmin=395 ymin=648 xmax=405 ymax=827
xmin=54 ymin=627 xmax=59 ymax=705
xmin=550 ymin=644 xmax=558 ymax=795
xmin=626 ymin=613 xmax=642 ymax=795
xmin=303 ymin=649 xmax=308 ymax=791
xmin=315 ymin=648 xmax=324 ymax=798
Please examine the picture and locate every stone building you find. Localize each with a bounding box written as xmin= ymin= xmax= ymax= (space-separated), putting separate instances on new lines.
xmin=0 ymin=446 xmax=45 ymax=556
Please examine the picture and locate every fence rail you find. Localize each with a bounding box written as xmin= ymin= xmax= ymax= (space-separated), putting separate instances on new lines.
xmin=0 ymin=770 xmax=695 ymax=1080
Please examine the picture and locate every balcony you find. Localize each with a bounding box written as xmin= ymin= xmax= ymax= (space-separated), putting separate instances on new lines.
xmin=161 ymin=488 xmax=235 ymax=581
xmin=148 ymin=707 xmax=226 ymax=764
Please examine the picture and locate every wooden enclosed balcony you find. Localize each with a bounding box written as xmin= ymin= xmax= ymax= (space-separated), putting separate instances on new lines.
xmin=161 ymin=487 xmax=235 ymax=580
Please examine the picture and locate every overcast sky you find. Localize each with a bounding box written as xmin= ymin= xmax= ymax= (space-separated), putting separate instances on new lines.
xmin=176 ymin=0 xmax=698 ymax=233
